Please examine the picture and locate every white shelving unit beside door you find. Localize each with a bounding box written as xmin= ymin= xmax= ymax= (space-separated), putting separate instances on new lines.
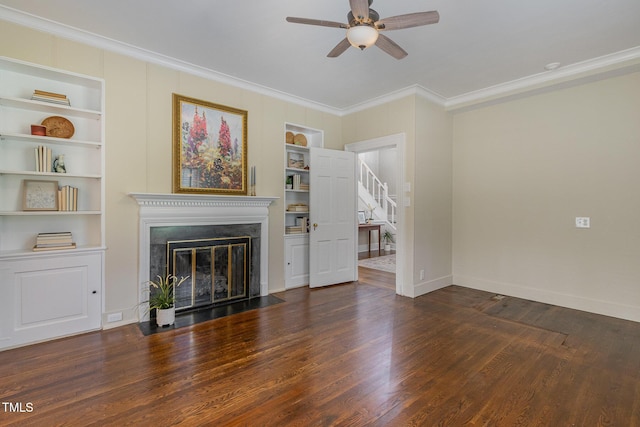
xmin=283 ymin=123 xmax=322 ymax=289
xmin=0 ymin=56 xmax=105 ymax=350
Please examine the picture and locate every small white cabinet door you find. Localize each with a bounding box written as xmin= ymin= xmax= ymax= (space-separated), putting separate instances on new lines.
xmin=284 ymin=235 xmax=309 ymax=289
xmin=0 ymin=251 xmax=102 ymax=350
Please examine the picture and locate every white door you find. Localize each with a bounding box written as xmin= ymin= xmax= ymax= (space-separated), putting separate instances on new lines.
xmin=309 ymin=147 xmax=357 ymax=287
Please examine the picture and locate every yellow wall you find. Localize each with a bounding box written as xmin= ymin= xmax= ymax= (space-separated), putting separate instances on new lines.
xmin=452 ymin=71 xmax=640 ymax=321
xmin=3 ymin=18 xmax=639 ymax=325
xmin=0 ymin=21 xmax=342 ymax=325
xmin=341 ymin=95 xmax=455 ymax=296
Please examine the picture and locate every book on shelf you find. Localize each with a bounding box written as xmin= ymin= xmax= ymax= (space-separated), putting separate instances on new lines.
xmin=33 ymin=242 xmax=76 ymax=251
xmin=36 ymin=231 xmax=72 ymax=242
xmin=35 ymin=242 xmax=75 ymax=248
xmin=296 ymin=216 xmax=309 ymax=233
xmin=36 ymin=235 xmax=74 ymax=243
xmin=38 ymin=231 xmax=71 ymax=237
xmin=31 ymin=89 xmax=70 ymax=106
xmin=285 ymin=225 xmax=306 ymax=234
xmin=287 ymin=203 xmax=308 ymax=212
xmin=34 ymin=231 xmax=75 ymax=251
xmin=35 ymin=145 xmax=52 ymax=172
xmin=58 ymin=185 xmax=78 ymax=211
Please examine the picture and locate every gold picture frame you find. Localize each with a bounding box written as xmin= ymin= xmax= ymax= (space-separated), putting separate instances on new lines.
xmin=173 ymin=94 xmax=248 ymax=194
xmin=23 ymin=180 xmax=58 ymax=211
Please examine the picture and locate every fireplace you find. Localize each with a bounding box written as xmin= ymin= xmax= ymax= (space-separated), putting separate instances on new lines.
xmin=130 ymin=193 xmax=277 ymax=321
xmin=151 ymin=226 xmax=259 ymax=312
xmin=169 ymin=236 xmax=251 ymax=310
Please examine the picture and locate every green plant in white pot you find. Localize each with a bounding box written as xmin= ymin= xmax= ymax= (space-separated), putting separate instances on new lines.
xmin=147 ymin=274 xmax=188 ymax=327
xmin=382 ymin=230 xmax=395 ymax=252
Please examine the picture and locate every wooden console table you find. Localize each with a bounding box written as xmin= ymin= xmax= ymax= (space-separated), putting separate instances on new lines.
xmin=359 ymin=223 xmax=381 ymax=256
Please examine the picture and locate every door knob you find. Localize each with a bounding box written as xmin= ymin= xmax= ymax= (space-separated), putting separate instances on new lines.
xmin=313 ymin=223 xmax=318 ymax=230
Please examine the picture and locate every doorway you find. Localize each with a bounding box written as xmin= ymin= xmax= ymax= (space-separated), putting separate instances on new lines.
xmin=345 ymin=133 xmax=405 ymax=296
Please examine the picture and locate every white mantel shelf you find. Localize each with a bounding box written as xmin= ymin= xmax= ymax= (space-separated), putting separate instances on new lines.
xmin=129 ymin=192 xmax=278 ymax=208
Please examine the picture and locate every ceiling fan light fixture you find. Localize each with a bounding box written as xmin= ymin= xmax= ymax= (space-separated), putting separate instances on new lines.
xmin=347 ymin=25 xmax=378 ymax=50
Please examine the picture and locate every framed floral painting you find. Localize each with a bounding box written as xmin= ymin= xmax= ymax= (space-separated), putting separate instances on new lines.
xmin=173 ymin=94 xmax=248 ymax=194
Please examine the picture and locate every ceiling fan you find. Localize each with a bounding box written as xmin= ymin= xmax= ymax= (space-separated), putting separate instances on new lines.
xmin=286 ymin=0 xmax=439 ymax=59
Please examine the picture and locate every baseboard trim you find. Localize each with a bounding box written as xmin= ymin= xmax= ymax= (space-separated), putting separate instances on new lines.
xmin=453 ymin=274 xmax=640 ymax=323
xmin=412 ymin=275 xmax=453 ymax=298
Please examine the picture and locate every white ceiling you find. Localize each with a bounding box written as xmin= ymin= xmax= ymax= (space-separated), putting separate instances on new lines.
xmin=1 ymin=0 xmax=639 ymax=112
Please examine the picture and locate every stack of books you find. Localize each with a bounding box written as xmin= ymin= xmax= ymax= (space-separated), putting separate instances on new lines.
xmin=287 ymin=203 xmax=308 ymax=212
xmin=58 ymin=185 xmax=78 ymax=211
xmin=285 ymin=225 xmax=306 ymax=234
xmin=35 ymin=145 xmax=52 ymax=172
xmin=31 ymin=89 xmax=70 ymax=106
xmin=33 ymin=232 xmax=76 ymax=251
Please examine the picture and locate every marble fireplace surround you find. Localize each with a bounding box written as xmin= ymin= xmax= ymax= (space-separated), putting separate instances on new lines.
xmin=130 ymin=193 xmax=277 ymax=321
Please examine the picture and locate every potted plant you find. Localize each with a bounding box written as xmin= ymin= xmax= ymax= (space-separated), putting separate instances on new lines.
xmin=382 ymin=230 xmax=395 ymax=252
xmin=147 ymin=274 xmax=188 ymax=327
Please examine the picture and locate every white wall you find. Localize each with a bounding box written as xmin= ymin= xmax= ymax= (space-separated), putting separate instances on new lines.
xmin=452 ymin=71 xmax=640 ymax=322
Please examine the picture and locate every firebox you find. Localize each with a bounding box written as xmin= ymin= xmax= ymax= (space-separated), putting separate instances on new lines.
xmin=167 ymin=237 xmax=251 ymax=311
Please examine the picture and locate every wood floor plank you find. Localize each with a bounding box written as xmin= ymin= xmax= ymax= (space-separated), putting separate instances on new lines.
xmin=1 ymin=283 xmax=639 ymax=426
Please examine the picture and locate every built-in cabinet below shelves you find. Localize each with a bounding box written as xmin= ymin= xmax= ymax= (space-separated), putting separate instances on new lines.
xmin=0 ymin=56 xmax=105 ymax=350
xmin=283 ymin=123 xmax=322 ymax=289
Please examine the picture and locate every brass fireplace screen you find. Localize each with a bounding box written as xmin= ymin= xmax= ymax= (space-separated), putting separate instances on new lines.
xmin=167 ymin=236 xmax=251 ymax=311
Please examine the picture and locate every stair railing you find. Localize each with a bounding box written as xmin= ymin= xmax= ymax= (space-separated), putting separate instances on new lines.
xmin=358 ymin=159 xmax=397 ymax=230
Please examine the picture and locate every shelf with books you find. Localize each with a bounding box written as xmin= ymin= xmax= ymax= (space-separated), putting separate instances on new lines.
xmin=0 ymin=56 xmax=104 ymax=348
xmin=283 ymin=123 xmax=322 ymax=288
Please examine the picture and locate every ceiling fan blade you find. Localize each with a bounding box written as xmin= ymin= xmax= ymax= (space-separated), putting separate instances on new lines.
xmin=327 ymin=38 xmax=352 ymax=57
xmin=375 ymin=34 xmax=408 ymax=59
xmin=376 ymin=11 xmax=439 ymax=31
xmin=349 ymin=0 xmax=370 ymax=21
xmin=286 ymin=17 xmax=347 ymax=29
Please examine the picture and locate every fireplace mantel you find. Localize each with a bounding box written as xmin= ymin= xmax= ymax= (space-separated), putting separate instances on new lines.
xmin=130 ymin=193 xmax=278 ymax=209
xmin=130 ymin=193 xmax=278 ymax=320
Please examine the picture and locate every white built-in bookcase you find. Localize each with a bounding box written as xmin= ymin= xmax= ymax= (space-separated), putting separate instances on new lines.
xmin=283 ymin=123 xmax=322 ymax=289
xmin=0 ymin=56 xmax=104 ymax=350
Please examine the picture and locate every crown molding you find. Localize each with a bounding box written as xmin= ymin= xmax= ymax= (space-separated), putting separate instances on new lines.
xmin=444 ymin=46 xmax=640 ymax=112
xmin=338 ymin=85 xmax=447 ymax=115
xmin=0 ymin=5 xmax=340 ymax=116
xmin=2 ymin=5 xmax=639 ymax=116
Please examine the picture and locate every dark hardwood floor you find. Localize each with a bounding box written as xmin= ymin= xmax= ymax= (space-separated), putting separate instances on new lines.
xmin=1 ymin=277 xmax=639 ymax=426
xmin=358 ymin=251 xmax=396 ymax=290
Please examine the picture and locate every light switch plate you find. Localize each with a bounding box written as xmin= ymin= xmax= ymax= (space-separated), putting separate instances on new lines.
xmin=575 ymin=217 xmax=590 ymax=228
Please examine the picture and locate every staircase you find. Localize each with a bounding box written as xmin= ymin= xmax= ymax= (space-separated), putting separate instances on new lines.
xmin=358 ymin=158 xmax=397 ymax=232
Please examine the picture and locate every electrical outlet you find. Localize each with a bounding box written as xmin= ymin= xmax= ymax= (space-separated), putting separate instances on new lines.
xmin=575 ymin=217 xmax=590 ymax=228
xmin=107 ymin=312 xmax=123 ymax=323
xmin=419 ymin=269 xmax=425 ymax=280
